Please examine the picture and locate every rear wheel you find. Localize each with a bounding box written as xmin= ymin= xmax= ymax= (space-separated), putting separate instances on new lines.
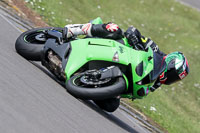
xmin=66 ymin=69 xmax=126 ymax=100
xmin=15 ymin=27 xmax=62 ymax=61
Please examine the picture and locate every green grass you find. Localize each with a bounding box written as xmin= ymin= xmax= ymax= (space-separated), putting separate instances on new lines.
xmin=26 ymin=0 xmax=200 ymax=132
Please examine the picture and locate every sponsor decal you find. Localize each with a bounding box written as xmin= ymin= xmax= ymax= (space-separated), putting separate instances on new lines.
xmin=119 ymin=46 xmax=124 ymax=53
xmin=106 ymin=23 xmax=119 ymax=32
xmin=160 ymin=72 xmax=165 ymax=79
xmin=160 ymin=72 xmax=167 ymax=84
xmin=179 ymin=70 xmax=187 ymax=79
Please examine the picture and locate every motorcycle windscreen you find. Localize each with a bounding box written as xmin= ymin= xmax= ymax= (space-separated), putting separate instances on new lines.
xmin=150 ymin=52 xmax=166 ymax=81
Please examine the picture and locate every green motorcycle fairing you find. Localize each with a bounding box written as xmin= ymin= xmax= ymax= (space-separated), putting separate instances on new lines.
xmin=64 ymin=38 xmax=154 ymax=99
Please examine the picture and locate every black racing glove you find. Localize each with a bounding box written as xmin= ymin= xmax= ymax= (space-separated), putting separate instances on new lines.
xmin=124 ymin=27 xmax=145 ymax=50
xmin=150 ymin=79 xmax=162 ymax=92
xmin=125 ymin=33 xmax=139 ymax=46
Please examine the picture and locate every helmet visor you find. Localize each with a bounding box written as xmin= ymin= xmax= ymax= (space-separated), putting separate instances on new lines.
xmin=164 ymin=59 xmax=180 ymax=85
xmin=165 ymin=67 xmax=180 ymax=85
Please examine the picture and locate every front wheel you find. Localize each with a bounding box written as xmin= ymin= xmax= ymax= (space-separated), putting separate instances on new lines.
xmin=66 ymin=70 xmax=126 ymax=100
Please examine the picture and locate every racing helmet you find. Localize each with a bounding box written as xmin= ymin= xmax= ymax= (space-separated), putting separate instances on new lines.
xmin=160 ymin=52 xmax=189 ymax=85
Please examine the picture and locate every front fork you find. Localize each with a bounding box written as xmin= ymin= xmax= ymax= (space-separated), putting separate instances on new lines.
xmin=100 ymin=66 xmax=132 ymax=98
xmin=120 ymin=74 xmax=135 ymax=99
xmin=122 ymin=74 xmax=129 ymax=91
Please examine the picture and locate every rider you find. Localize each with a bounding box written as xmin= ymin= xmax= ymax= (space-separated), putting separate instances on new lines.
xmin=63 ymin=20 xmax=189 ymax=92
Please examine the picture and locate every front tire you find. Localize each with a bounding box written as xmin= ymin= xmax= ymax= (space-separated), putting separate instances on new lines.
xmin=66 ymin=72 xmax=126 ymax=100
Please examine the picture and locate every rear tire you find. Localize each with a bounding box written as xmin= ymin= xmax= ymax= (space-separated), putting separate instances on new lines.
xmin=15 ymin=27 xmax=62 ymax=61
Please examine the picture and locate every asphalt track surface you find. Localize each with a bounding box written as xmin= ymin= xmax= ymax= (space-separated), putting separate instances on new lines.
xmin=0 ymin=4 xmax=154 ymax=133
xmin=178 ymin=0 xmax=200 ymax=11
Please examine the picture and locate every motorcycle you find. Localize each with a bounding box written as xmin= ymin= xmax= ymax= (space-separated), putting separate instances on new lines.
xmin=15 ymin=19 xmax=165 ymax=112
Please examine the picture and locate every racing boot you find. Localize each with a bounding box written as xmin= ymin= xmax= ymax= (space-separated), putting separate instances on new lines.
xmin=64 ymin=23 xmax=123 ymax=40
xmin=63 ymin=23 xmax=92 ymax=39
